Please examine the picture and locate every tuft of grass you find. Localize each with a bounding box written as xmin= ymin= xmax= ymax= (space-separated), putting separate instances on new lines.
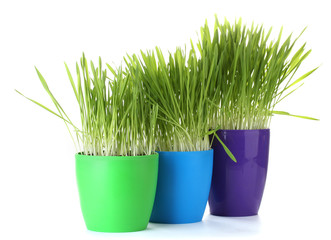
xmin=123 ymin=46 xmax=220 ymax=152
xmin=16 ymin=54 xmax=158 ymax=156
xmin=198 ymin=17 xmax=318 ymax=130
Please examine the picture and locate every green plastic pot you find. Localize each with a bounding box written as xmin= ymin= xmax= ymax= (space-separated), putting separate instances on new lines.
xmin=75 ymin=153 xmax=159 ymax=232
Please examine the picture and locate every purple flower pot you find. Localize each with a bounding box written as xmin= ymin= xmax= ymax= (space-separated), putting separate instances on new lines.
xmin=209 ymin=129 xmax=270 ymax=216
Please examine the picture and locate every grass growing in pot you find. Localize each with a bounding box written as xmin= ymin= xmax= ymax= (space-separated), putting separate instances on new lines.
xmin=126 ymin=46 xmax=235 ymax=154
xmin=198 ymin=17 xmax=318 ymax=130
xmin=16 ymin=54 xmax=158 ymax=156
xmin=198 ymin=17 xmax=319 ymax=217
xmin=123 ymin=46 xmax=222 ymax=223
xmin=16 ymin=54 xmax=159 ymax=232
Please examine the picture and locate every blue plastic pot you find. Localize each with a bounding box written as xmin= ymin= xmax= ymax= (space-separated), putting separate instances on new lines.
xmin=150 ymin=150 xmax=213 ymax=224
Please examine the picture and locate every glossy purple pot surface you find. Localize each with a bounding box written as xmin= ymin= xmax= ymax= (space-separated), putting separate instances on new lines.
xmin=209 ymin=129 xmax=270 ymax=216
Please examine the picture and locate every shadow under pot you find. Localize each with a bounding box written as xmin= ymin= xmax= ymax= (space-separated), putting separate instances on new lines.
xmin=209 ymin=129 xmax=270 ymax=216
xmin=150 ymin=150 xmax=213 ymax=224
xmin=75 ymin=153 xmax=158 ymax=232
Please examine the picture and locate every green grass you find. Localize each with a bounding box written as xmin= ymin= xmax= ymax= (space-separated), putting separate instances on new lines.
xmin=122 ymin=46 xmax=219 ymax=152
xmin=16 ymin=17 xmax=317 ymax=159
xmin=198 ymin=17 xmax=318 ymax=130
xmin=16 ymin=54 xmax=158 ymax=156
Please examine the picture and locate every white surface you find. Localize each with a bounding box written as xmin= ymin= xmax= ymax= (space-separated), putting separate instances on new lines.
xmin=1 ymin=0 xmax=330 ymax=239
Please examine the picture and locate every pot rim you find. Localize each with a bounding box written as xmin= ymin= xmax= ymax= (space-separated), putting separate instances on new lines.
xmin=214 ymin=128 xmax=270 ymax=132
xmin=156 ymin=149 xmax=213 ymax=154
xmin=75 ymin=152 xmax=158 ymax=159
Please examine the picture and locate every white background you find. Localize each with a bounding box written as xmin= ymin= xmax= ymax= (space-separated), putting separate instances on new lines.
xmin=1 ymin=0 xmax=330 ymax=239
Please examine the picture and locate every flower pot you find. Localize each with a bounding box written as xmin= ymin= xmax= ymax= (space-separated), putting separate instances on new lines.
xmin=209 ymin=129 xmax=270 ymax=216
xmin=75 ymin=153 xmax=158 ymax=232
xmin=150 ymin=150 xmax=213 ymax=223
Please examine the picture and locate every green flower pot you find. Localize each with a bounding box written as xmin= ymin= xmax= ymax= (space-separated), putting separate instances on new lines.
xmin=75 ymin=153 xmax=158 ymax=232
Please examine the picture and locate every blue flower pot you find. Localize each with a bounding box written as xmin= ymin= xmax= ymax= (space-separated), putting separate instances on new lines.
xmin=150 ymin=150 xmax=213 ymax=224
